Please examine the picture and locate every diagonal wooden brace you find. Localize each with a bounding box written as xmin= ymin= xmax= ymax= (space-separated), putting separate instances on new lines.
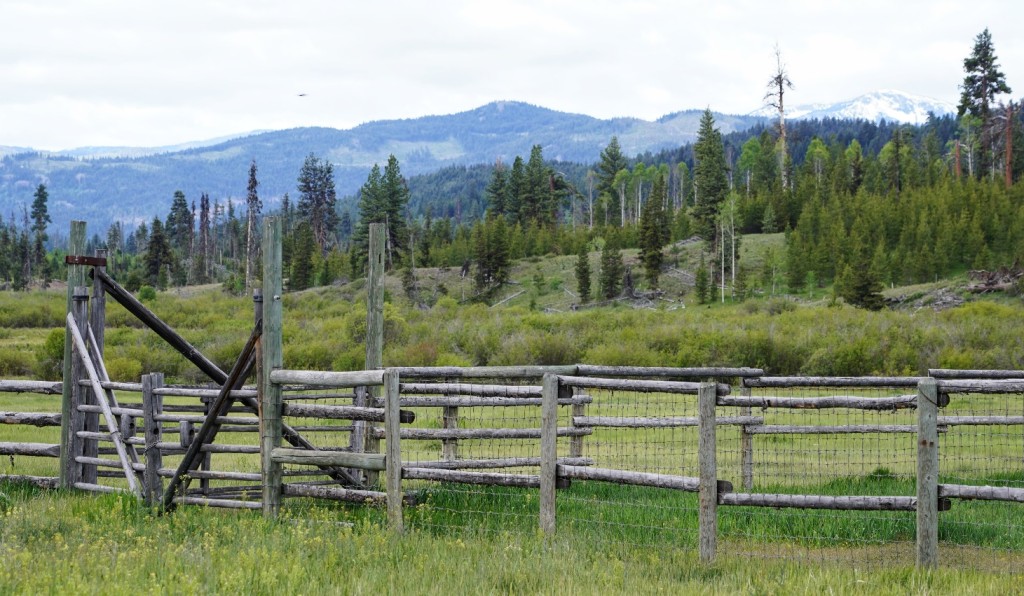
xmin=67 ymin=312 xmax=141 ymax=498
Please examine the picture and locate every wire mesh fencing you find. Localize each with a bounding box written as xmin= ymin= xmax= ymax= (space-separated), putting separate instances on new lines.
xmin=935 ymin=383 xmax=1024 ymax=571
xmin=716 ymin=381 xmax=922 ymax=567
xmin=397 ymin=378 xmax=552 ymax=537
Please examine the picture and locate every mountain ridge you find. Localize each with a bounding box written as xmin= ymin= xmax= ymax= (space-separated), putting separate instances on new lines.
xmin=0 ymin=91 xmax=948 ymax=234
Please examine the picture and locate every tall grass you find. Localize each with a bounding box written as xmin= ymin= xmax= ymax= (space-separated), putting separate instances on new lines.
xmin=1 ymin=481 xmax=1020 ymax=593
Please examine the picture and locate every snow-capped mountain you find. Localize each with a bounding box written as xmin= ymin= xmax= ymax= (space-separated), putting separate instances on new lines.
xmin=751 ymin=90 xmax=955 ymax=124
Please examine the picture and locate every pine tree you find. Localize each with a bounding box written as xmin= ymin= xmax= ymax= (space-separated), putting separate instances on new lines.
xmin=692 ymin=109 xmax=728 ymax=242
xmin=575 ymin=242 xmax=591 ymax=303
xmin=290 ymin=222 xmax=315 ymax=291
xmin=485 ymin=160 xmax=508 ymax=217
xmin=639 ymin=175 xmax=667 ymax=288
xmin=598 ymin=239 xmax=624 ymax=299
xmin=958 ymin=28 xmax=1012 ymax=179
xmin=145 ymin=217 xmax=174 ymax=288
xmin=297 ymin=153 xmax=339 ymax=256
xmin=597 ymin=136 xmax=629 ymax=202
xmin=245 ymin=159 xmax=261 ymax=290
xmin=30 ymin=184 xmax=50 ymax=280
xmin=694 ymin=256 xmax=711 ymax=304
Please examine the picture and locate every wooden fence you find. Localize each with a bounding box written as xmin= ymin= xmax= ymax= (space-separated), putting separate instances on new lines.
xmin=3 ymin=218 xmax=1024 ymax=570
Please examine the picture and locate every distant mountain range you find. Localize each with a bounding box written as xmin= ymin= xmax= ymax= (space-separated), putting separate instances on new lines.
xmin=750 ymin=90 xmax=955 ymax=124
xmin=0 ymin=90 xmax=950 ymax=235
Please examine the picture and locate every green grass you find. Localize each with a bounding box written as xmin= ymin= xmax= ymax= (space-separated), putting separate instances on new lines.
xmin=1 ymin=480 xmax=1021 ymax=593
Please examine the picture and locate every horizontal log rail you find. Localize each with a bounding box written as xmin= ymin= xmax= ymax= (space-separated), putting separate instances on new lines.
xmin=938 ymin=380 xmax=1024 ymax=394
xmin=282 ymin=402 xmax=415 ymax=424
xmin=269 ymin=369 xmax=384 ymax=388
xmin=929 ymin=369 xmax=1024 ymax=379
xmin=172 ymin=496 xmax=262 ymax=510
xmin=396 ymin=395 xmax=592 ymax=408
xmin=745 ymin=424 xmax=928 ymax=435
xmin=719 ymin=493 xmax=920 ymax=511
xmin=405 ymin=456 xmax=593 ymax=470
xmin=743 ymin=376 xmax=925 ymax=388
xmin=557 ymin=465 xmax=733 ymax=493
xmin=0 ymin=380 xmax=63 ymax=394
xmin=0 ymin=474 xmax=60 ymax=489
xmin=402 ymin=467 xmax=551 ymax=488
xmin=282 ymin=483 xmax=389 ymax=504
xmin=575 ymin=365 xmax=764 ymax=378
xmin=399 ymin=383 xmax=542 ymax=397
xmin=719 ymin=394 xmax=919 ymax=410
xmin=1 ymin=411 xmax=62 ymax=427
xmin=0 ymin=442 xmax=61 ymax=457
xmin=270 ymin=447 xmax=386 ymax=470
xmin=370 ymin=427 xmax=591 ymax=440
xmin=558 ymin=375 xmax=730 ymax=396
xmin=573 ymin=415 xmax=763 ymax=428
xmin=939 ymin=483 xmax=1024 ymax=503
xmin=391 ymin=365 xmax=578 ymax=380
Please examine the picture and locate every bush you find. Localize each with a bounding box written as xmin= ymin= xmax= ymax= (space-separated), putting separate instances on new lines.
xmin=137 ymin=286 xmax=157 ymax=302
xmin=34 ymin=328 xmax=65 ymax=380
xmin=105 ymin=357 xmax=142 ymax=382
xmin=0 ymin=349 xmax=33 ymax=376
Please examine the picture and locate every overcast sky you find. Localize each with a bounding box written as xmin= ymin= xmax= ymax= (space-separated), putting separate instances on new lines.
xmin=2 ymin=0 xmax=1021 ymax=151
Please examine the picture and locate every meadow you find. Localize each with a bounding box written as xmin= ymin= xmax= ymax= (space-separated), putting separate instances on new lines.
xmin=3 ymin=256 xmax=1024 ymax=591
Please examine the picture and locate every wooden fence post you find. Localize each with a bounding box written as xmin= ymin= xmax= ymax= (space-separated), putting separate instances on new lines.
xmin=917 ymin=378 xmax=940 ymax=568
xmin=539 ymin=373 xmax=559 ymax=536
xmin=82 ymin=248 xmax=107 ymax=483
xmin=384 ymin=369 xmax=403 ymax=532
xmin=60 ymin=221 xmax=87 ymax=488
xmin=261 ymin=216 xmax=284 ymax=518
xmin=364 ymin=222 xmax=386 ymax=486
xmin=740 ymin=383 xmax=753 ymax=491
xmin=65 ymin=287 xmax=91 ymax=488
xmin=441 ymin=405 xmax=459 ymax=461
xmin=698 ymin=382 xmax=718 ymax=563
xmin=569 ymin=387 xmax=585 ymax=459
xmin=142 ymin=372 xmax=165 ymax=506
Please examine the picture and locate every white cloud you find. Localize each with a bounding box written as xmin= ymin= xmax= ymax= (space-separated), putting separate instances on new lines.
xmin=1 ymin=0 xmax=1021 ymax=149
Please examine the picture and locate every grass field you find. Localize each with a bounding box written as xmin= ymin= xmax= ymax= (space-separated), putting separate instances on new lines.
xmin=1 ymin=480 xmax=1022 ymax=594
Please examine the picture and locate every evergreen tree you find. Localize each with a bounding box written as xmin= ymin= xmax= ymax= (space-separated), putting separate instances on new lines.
xmin=692 ymin=109 xmax=729 ymax=242
xmin=144 ymin=217 xmax=174 ymax=288
xmin=575 ymin=242 xmax=591 ymax=303
xmin=290 ymin=222 xmax=315 ymax=291
xmin=598 ymin=239 xmax=624 ymax=299
xmin=694 ymin=256 xmax=711 ymax=304
xmin=296 ymin=153 xmax=339 ymax=255
xmin=597 ymin=136 xmax=630 ymax=201
xmin=166 ymin=191 xmax=193 ymax=257
xmin=639 ymin=175 xmax=667 ymax=288
xmin=245 ymin=159 xmax=261 ymax=290
xmin=196 ymin=193 xmax=211 ymax=283
xmin=380 ymin=154 xmax=411 ymax=265
xmin=958 ymin=28 xmax=1012 ymax=179
xmin=30 ymin=183 xmax=50 ymax=279
xmin=506 ymin=156 xmax=526 ymax=224
xmin=485 ymin=160 xmax=508 ymax=216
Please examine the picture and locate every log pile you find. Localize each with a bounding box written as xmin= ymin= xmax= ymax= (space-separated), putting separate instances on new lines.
xmin=966 ymin=263 xmax=1024 ymax=293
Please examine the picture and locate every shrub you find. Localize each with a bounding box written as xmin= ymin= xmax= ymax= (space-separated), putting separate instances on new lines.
xmin=137 ymin=286 xmax=157 ymax=302
xmin=0 ymin=349 xmax=33 ymax=376
xmin=34 ymin=328 xmax=65 ymax=380
xmin=105 ymin=357 xmax=142 ymax=382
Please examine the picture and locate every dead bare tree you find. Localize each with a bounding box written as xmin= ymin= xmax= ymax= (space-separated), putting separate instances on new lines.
xmin=764 ymin=45 xmax=794 ymax=190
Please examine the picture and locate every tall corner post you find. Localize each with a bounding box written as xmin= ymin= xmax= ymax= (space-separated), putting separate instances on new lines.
xmin=363 ymin=222 xmax=386 ymax=485
xmin=698 ymin=382 xmax=718 ymax=564
xmin=59 ymin=221 xmax=87 ymax=488
xmin=916 ymin=378 xmax=940 ymax=568
xmin=261 ymin=217 xmax=284 ymax=518
xmin=383 ymin=369 xmax=403 ymax=532
xmin=539 ymin=373 xmax=560 ymax=536
xmin=141 ymin=372 xmax=165 ymax=506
